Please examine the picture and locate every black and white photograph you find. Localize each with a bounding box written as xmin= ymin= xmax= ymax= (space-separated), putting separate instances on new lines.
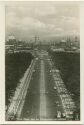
xmin=5 ymin=1 xmax=80 ymax=121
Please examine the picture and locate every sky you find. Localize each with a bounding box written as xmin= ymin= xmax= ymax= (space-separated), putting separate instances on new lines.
xmin=6 ymin=1 xmax=80 ymax=42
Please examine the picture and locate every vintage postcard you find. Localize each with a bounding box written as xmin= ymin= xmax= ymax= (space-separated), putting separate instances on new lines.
xmin=0 ymin=0 xmax=84 ymax=124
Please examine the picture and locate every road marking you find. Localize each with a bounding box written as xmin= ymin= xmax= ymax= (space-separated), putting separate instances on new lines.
xmin=40 ymin=59 xmax=47 ymax=120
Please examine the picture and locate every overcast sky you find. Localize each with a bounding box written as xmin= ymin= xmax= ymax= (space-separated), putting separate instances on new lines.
xmin=6 ymin=1 xmax=80 ymax=41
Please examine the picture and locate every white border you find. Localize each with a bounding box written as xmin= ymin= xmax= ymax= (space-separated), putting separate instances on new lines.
xmin=0 ymin=1 xmax=84 ymax=124
xmin=80 ymin=2 xmax=84 ymax=124
xmin=0 ymin=4 xmax=5 ymax=123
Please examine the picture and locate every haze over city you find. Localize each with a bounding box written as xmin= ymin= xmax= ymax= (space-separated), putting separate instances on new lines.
xmin=6 ymin=1 xmax=80 ymax=42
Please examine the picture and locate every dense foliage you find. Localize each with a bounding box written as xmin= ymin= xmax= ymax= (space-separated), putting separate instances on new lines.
xmin=5 ymin=52 xmax=33 ymax=105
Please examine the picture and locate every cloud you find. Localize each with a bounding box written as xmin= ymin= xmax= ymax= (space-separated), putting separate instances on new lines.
xmin=6 ymin=1 xmax=80 ymax=41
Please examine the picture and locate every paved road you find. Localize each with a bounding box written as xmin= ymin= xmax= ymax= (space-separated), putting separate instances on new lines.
xmin=20 ymin=51 xmax=66 ymax=120
xmin=6 ymin=50 xmax=76 ymax=121
xmin=40 ymin=57 xmax=47 ymax=120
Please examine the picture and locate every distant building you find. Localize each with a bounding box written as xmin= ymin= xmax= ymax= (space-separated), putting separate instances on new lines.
xmin=8 ymin=35 xmax=16 ymax=41
xmin=51 ymin=46 xmax=65 ymax=52
xmin=74 ymin=36 xmax=80 ymax=48
xmin=8 ymin=35 xmax=16 ymax=43
xmin=6 ymin=35 xmax=16 ymax=46
xmin=60 ymin=39 xmax=66 ymax=48
xmin=66 ymin=37 xmax=72 ymax=48
xmin=6 ymin=35 xmax=16 ymax=52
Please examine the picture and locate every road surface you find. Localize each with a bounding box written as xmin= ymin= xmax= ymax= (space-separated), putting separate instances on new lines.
xmin=40 ymin=58 xmax=47 ymax=120
xmin=6 ymin=50 xmax=76 ymax=121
